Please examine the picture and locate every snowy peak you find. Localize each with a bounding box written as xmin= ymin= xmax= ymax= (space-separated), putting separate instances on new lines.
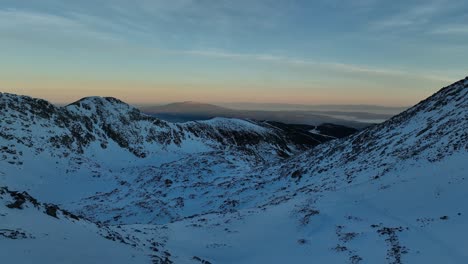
xmin=385 ymin=75 xmax=467 ymax=127
xmin=69 ymin=96 xmax=129 ymax=106
xmin=66 ymin=96 xmax=139 ymax=116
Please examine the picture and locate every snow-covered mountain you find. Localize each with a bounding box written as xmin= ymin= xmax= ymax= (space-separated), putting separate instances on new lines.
xmin=0 ymin=77 xmax=467 ymax=263
xmin=0 ymin=94 xmax=336 ymax=159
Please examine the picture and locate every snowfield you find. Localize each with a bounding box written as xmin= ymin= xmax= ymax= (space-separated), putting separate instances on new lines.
xmin=0 ymin=77 xmax=467 ymax=263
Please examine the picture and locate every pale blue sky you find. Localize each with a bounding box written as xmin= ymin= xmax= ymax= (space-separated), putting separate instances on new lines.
xmin=0 ymin=0 xmax=467 ymax=105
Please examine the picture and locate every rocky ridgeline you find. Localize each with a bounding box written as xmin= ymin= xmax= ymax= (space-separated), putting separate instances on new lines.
xmin=276 ymin=77 xmax=467 ymax=185
xmin=0 ymin=94 xmax=354 ymax=163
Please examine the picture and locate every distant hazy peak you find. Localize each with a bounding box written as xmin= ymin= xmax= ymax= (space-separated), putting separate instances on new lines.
xmin=142 ymin=101 xmax=232 ymax=113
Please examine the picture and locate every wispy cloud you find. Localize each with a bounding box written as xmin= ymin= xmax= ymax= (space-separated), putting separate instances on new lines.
xmin=370 ymin=0 xmax=468 ymax=33
xmin=109 ymin=0 xmax=289 ymax=31
xmin=0 ymin=8 xmax=144 ymax=45
xmin=372 ymin=1 xmax=443 ymax=30
xmin=178 ymin=49 xmax=454 ymax=82
xmin=431 ymin=25 xmax=468 ymax=35
xmin=0 ymin=9 xmax=117 ymax=41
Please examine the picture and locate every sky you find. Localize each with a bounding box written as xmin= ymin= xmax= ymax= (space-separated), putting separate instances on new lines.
xmin=0 ymin=0 xmax=467 ymax=106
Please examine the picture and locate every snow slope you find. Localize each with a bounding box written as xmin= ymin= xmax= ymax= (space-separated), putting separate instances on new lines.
xmin=147 ymin=78 xmax=467 ymax=264
xmin=0 ymin=77 xmax=467 ymax=263
xmin=161 ymin=152 xmax=468 ymax=264
xmin=0 ymin=187 xmax=153 ymax=263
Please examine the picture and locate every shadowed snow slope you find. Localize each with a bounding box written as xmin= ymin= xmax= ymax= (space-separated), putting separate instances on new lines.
xmin=0 ymin=77 xmax=467 ymax=263
xmin=0 ymin=187 xmax=152 ymax=263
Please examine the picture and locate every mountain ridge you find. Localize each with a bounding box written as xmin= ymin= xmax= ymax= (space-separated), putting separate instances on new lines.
xmin=142 ymin=101 xmax=388 ymax=128
xmin=146 ymin=101 xmax=233 ymax=114
xmin=0 ymin=91 xmax=358 ymax=171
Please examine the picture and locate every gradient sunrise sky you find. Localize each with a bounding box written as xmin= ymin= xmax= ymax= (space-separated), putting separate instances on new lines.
xmin=1 ymin=0 xmax=467 ymax=106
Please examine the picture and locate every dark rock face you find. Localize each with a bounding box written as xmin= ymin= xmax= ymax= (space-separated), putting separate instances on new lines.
xmin=4 ymin=189 xmax=40 ymax=209
xmin=373 ymin=225 xmax=409 ymax=264
xmin=1 ymin=187 xmax=83 ymax=221
xmin=45 ymin=204 xmax=59 ymax=218
xmin=0 ymin=229 xmax=34 ymax=239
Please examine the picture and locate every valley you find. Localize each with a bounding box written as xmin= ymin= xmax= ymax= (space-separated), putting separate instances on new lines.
xmin=0 ymin=77 xmax=467 ymax=263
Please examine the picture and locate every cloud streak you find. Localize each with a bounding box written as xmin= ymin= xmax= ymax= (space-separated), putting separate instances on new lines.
xmin=370 ymin=0 xmax=467 ymax=33
xmin=179 ymin=49 xmax=454 ymax=82
xmin=431 ymin=25 xmax=468 ymax=35
xmin=372 ymin=1 xmax=443 ymax=30
xmin=0 ymin=9 xmax=116 ymax=43
xmin=0 ymin=8 xmax=152 ymax=46
xmin=108 ymin=0 xmax=290 ymax=32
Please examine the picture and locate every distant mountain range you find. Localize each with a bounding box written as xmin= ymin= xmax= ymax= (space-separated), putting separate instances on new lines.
xmin=217 ymin=102 xmax=409 ymax=113
xmin=139 ymin=102 xmax=404 ymax=129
